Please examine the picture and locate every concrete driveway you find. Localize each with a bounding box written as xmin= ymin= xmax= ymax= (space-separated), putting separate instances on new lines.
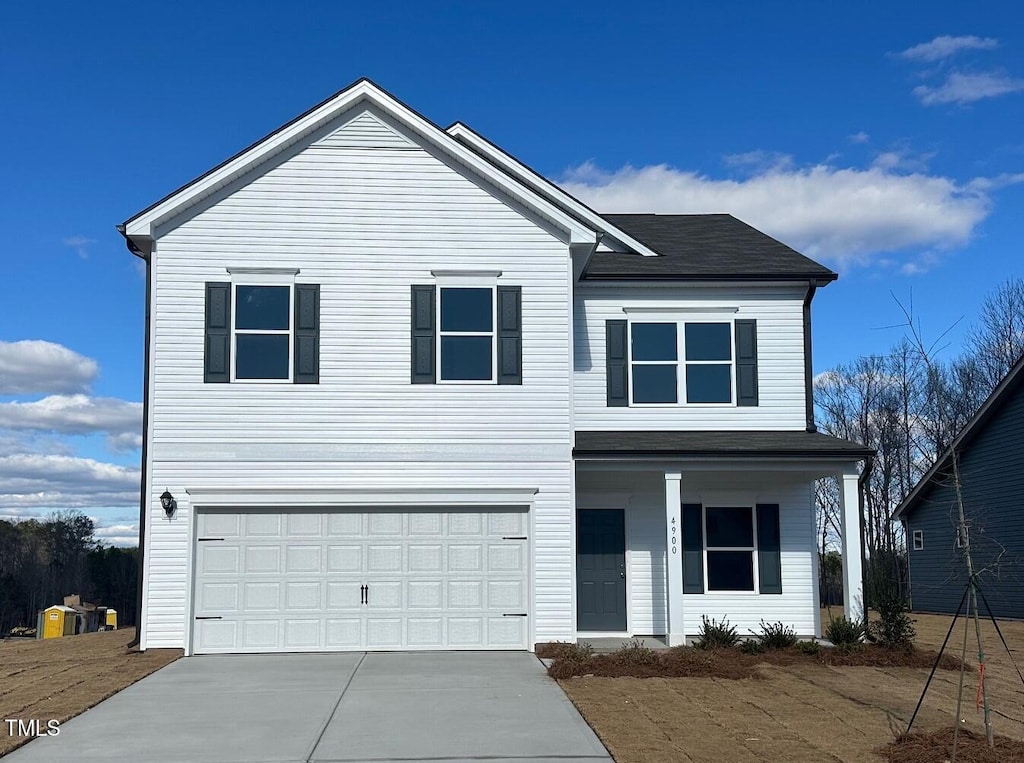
xmin=5 ymin=652 xmax=610 ymax=763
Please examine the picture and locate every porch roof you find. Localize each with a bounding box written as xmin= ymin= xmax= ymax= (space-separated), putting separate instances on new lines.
xmin=573 ymin=430 xmax=874 ymax=459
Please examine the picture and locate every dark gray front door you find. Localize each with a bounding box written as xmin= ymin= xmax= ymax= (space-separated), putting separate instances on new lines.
xmin=576 ymin=509 xmax=626 ymax=632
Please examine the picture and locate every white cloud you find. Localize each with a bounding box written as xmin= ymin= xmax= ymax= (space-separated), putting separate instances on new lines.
xmin=561 ymin=161 xmax=1012 ymax=265
xmin=92 ymin=523 xmax=140 ymax=547
xmin=0 ymin=453 xmax=139 ymax=510
xmin=0 ymin=394 xmax=141 ymax=438
xmin=899 ymin=35 xmax=999 ymax=62
xmin=106 ymin=432 xmax=144 ymax=452
xmin=0 ymin=340 xmax=98 ymax=395
xmin=62 ymin=235 xmax=97 ymax=259
xmin=913 ymin=71 xmax=1024 ymax=105
xmin=848 ymin=132 xmax=871 ymax=144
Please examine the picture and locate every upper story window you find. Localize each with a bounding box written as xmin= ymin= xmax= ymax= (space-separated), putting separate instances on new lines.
xmin=629 ymin=321 xmax=734 ymax=405
xmin=204 ymin=273 xmax=319 ymax=385
xmin=234 ymin=285 xmax=292 ymax=380
xmin=439 ymin=287 xmax=494 ymax=382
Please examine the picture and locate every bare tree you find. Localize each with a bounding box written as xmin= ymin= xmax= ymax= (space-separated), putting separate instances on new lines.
xmin=966 ymin=277 xmax=1024 ymax=390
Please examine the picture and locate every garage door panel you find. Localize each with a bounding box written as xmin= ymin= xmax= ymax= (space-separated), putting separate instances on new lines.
xmin=327 ymin=545 xmax=361 ymax=572
xmin=284 ymin=581 xmax=321 ymax=610
xmin=200 ymin=546 xmax=239 ymax=574
xmin=326 ymin=581 xmax=362 ymax=610
xmin=193 ymin=508 xmax=529 ymax=653
xmin=243 ymin=582 xmax=280 ymax=611
xmin=285 ymin=545 xmax=321 ymax=573
xmin=245 ymin=546 xmax=281 ymax=574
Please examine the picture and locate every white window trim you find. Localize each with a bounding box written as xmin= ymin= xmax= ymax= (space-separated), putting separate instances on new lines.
xmin=228 ymin=271 xmax=297 ymax=384
xmin=436 ymin=285 xmax=498 ymax=384
xmin=703 ymin=505 xmax=759 ymax=594
xmin=912 ymin=529 xmax=924 ymax=551
xmin=627 ymin=317 xmax=737 ymax=407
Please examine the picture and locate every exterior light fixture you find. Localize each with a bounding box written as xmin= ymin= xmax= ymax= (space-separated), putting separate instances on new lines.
xmin=160 ymin=490 xmax=177 ymax=518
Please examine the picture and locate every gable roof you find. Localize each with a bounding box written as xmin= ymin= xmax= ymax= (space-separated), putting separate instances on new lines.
xmin=585 ymin=214 xmax=838 ymax=282
xmin=445 ymin=122 xmax=659 ymax=257
xmin=893 ymin=351 xmax=1024 ymax=520
xmin=121 ymin=78 xmax=597 ymax=247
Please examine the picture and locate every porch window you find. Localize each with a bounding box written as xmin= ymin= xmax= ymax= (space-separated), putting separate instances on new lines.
xmin=704 ymin=507 xmax=755 ymax=591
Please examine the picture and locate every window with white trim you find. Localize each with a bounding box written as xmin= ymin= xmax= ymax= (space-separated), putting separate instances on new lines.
xmin=704 ymin=506 xmax=756 ymax=591
xmin=629 ymin=321 xmax=734 ymax=404
xmin=438 ymin=287 xmax=495 ymax=381
xmin=912 ymin=529 xmax=924 ymax=551
xmin=233 ymin=284 xmax=293 ymax=381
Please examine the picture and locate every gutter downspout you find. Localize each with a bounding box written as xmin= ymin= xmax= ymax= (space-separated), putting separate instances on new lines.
xmin=803 ymin=280 xmax=819 ymax=433
xmin=117 ymin=224 xmax=149 ymax=650
xmin=857 ymin=454 xmax=875 ymax=627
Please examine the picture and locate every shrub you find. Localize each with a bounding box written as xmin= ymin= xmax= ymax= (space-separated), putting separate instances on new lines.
xmin=754 ymin=620 xmax=799 ymax=650
xmin=614 ymin=639 xmax=659 ymax=665
xmin=740 ymin=638 xmax=766 ymax=655
xmin=825 ymin=615 xmax=866 ymax=648
xmin=535 ymin=641 xmax=594 ymax=661
xmin=694 ymin=615 xmax=740 ymax=650
xmin=871 ymin=594 xmax=916 ymax=649
xmin=796 ymin=639 xmax=822 ymax=656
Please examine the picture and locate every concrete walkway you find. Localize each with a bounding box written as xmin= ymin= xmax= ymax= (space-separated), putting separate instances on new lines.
xmin=5 ymin=652 xmax=610 ymax=763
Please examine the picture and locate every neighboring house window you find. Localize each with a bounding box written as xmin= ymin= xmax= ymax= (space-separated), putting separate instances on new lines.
xmin=439 ymin=287 xmax=494 ymax=382
xmin=410 ymin=283 xmax=522 ymax=385
xmin=681 ymin=503 xmax=781 ymax=594
xmin=204 ymin=279 xmax=319 ymax=384
xmin=605 ymin=318 xmax=757 ymax=408
xmin=912 ymin=530 xmax=924 ymax=550
xmin=704 ymin=506 xmax=756 ymax=591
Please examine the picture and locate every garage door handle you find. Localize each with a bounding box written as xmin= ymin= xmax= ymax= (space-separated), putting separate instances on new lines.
xmin=195 ymin=616 xmax=223 ymax=620
xmin=198 ymin=537 xmax=225 ymax=542
xmin=502 ymin=613 xmax=527 ymax=617
xmin=502 ymin=536 xmax=527 ymax=540
xmin=361 ymin=585 xmax=368 ymax=605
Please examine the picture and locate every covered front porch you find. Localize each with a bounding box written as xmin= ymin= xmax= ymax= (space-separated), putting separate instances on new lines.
xmin=572 ymin=431 xmax=873 ymax=646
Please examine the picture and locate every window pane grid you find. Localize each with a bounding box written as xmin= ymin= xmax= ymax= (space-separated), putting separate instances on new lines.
xmin=703 ymin=506 xmax=757 ymax=593
xmin=629 ymin=320 xmax=736 ymax=405
xmin=438 ymin=287 xmax=495 ymax=382
xmin=232 ymin=284 xmax=293 ymax=382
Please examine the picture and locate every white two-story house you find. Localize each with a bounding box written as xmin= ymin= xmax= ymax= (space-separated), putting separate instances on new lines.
xmin=119 ymin=79 xmax=872 ymax=655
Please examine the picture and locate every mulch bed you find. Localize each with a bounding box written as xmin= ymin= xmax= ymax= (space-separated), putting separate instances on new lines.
xmin=879 ymin=727 xmax=1024 ymax=762
xmin=539 ymin=642 xmax=968 ymax=680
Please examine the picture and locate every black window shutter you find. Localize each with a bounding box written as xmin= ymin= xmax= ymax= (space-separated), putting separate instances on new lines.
xmin=204 ymin=282 xmax=231 ymax=383
xmin=294 ymin=284 xmax=320 ymax=384
xmin=682 ymin=503 xmax=705 ymax=594
xmin=735 ymin=319 xmax=759 ymax=406
xmin=497 ymin=286 xmax=522 ymax=385
xmin=411 ymin=285 xmax=436 ymax=384
xmin=756 ymin=503 xmax=782 ymax=594
xmin=606 ymin=320 xmax=628 ymax=406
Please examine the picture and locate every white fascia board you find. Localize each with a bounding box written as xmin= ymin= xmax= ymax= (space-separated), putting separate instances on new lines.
xmin=447 ymin=122 xmax=659 ymax=257
xmin=184 ymin=486 xmax=539 ymax=508
xmin=124 ymin=80 xmax=596 ymax=246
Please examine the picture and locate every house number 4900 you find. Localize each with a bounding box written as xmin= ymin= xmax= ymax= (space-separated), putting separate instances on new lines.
xmin=670 ymin=516 xmax=678 ymax=554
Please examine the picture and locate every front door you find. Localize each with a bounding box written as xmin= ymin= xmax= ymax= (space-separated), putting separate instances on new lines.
xmin=576 ymin=509 xmax=627 ymax=632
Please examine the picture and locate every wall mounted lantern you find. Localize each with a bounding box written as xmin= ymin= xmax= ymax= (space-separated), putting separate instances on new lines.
xmin=160 ymin=490 xmax=177 ymax=518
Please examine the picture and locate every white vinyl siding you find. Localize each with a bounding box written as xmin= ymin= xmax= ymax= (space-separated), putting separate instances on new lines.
xmin=142 ymin=104 xmax=573 ymax=650
xmin=574 ymin=285 xmax=807 ymax=429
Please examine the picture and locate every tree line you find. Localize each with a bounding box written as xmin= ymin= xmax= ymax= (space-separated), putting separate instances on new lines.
xmin=0 ymin=510 xmax=137 ymax=635
xmin=814 ymin=277 xmax=1024 ymax=607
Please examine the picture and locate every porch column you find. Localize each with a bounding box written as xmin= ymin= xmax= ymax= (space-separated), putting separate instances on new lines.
xmin=838 ymin=468 xmax=864 ymax=624
xmin=665 ymin=469 xmax=685 ymax=646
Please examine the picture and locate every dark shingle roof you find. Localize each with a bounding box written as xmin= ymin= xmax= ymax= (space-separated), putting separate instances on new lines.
xmin=586 ymin=214 xmax=837 ymax=282
xmin=574 ymin=430 xmax=873 ymax=458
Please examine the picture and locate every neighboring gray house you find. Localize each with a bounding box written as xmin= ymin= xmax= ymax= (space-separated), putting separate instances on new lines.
xmin=894 ymin=352 xmax=1024 ymax=619
xmin=118 ymin=79 xmax=872 ymax=655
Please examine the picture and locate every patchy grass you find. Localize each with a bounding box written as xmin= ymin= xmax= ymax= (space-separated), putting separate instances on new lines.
xmin=0 ymin=629 xmax=181 ymax=756
xmin=880 ymin=727 xmax=1024 ymax=763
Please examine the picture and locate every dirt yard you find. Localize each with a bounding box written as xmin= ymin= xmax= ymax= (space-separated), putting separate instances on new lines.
xmin=561 ymin=612 xmax=1024 ymax=763
xmin=0 ymin=629 xmax=181 ymax=757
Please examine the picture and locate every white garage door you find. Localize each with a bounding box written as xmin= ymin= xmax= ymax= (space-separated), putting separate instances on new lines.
xmin=191 ymin=509 xmax=529 ymax=654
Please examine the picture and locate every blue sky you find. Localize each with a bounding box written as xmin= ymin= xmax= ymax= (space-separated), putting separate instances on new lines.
xmin=1 ymin=1 xmax=1022 ymax=543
